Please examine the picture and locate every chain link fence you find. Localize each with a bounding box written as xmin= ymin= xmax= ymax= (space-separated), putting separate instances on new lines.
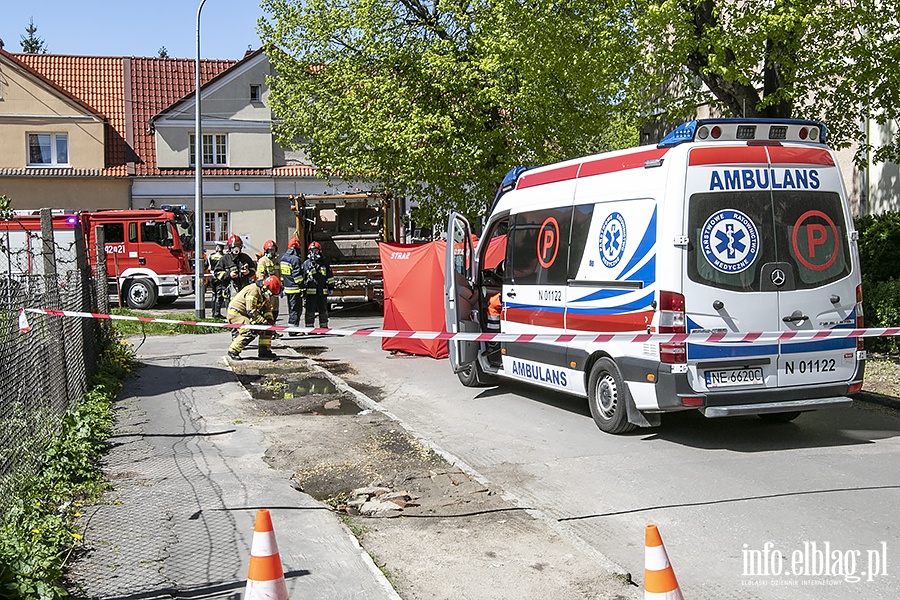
xmin=0 ymin=210 xmax=110 ymax=512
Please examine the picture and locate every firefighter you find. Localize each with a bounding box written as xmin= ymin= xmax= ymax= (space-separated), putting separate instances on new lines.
xmin=214 ymin=235 xmax=256 ymax=298
xmin=256 ymin=239 xmax=281 ymax=326
xmin=256 ymin=239 xmax=280 ymax=280
xmin=226 ymin=275 xmax=282 ymax=361
xmin=279 ymin=236 xmax=305 ymax=334
xmin=206 ymin=241 xmax=227 ymax=319
xmin=303 ymin=241 xmax=336 ymax=329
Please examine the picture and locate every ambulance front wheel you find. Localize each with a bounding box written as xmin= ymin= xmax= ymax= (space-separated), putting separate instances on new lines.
xmin=587 ymin=358 xmax=636 ymax=434
xmin=457 ymin=361 xmax=496 ymax=387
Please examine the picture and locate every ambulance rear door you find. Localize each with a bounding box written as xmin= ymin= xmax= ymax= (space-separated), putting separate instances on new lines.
xmin=766 ymin=145 xmax=859 ymax=388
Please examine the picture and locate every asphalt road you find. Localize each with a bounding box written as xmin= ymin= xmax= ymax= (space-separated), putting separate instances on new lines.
xmin=156 ymin=297 xmax=900 ymax=598
xmin=308 ymin=304 xmax=900 ymax=600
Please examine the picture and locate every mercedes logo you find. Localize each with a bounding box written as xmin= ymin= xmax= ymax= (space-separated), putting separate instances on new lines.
xmin=771 ymin=269 xmax=786 ymax=287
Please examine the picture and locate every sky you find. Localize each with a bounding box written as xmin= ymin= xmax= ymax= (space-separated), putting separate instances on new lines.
xmin=1 ymin=0 xmax=269 ymax=60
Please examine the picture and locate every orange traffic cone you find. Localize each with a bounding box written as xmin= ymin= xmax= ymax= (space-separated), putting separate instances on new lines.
xmin=245 ymin=509 xmax=289 ymax=600
xmin=644 ymin=524 xmax=683 ymax=599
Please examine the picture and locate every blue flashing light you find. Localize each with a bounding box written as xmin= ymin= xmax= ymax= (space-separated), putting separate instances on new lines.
xmin=501 ymin=166 xmax=529 ymax=192
xmin=657 ymin=121 xmax=698 ymax=148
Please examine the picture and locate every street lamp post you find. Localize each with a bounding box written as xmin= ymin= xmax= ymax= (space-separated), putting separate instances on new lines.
xmin=194 ymin=0 xmax=207 ymax=319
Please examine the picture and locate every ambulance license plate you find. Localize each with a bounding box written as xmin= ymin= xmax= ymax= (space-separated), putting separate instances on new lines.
xmin=704 ymin=368 xmax=764 ymax=388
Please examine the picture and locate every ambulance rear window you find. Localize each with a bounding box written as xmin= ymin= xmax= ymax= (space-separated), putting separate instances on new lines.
xmin=687 ymin=191 xmax=850 ymax=292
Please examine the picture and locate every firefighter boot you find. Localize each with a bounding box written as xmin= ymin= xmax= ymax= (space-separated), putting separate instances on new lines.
xmin=258 ymin=347 xmax=279 ymax=361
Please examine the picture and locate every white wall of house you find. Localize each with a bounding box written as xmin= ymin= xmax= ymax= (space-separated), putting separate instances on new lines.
xmin=865 ymin=120 xmax=900 ymax=216
xmin=153 ymin=53 xmax=275 ymax=169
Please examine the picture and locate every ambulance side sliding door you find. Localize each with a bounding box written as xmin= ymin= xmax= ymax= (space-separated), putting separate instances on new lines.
xmin=505 ymin=206 xmax=573 ymax=369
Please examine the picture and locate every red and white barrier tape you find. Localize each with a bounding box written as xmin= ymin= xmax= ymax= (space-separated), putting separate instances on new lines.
xmin=18 ymin=307 xmax=900 ymax=344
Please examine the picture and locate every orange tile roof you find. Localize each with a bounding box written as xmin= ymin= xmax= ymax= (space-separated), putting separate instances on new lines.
xmin=11 ymin=52 xmax=319 ymax=180
xmin=130 ymin=56 xmax=237 ymax=175
xmin=14 ymin=53 xmax=129 ymax=176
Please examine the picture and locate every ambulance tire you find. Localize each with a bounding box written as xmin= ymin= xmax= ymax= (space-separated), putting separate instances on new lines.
xmin=757 ymin=411 xmax=802 ymax=424
xmin=457 ymin=361 xmax=497 ymax=387
xmin=125 ymin=278 xmax=158 ymax=310
xmin=587 ymin=358 xmax=636 ymax=434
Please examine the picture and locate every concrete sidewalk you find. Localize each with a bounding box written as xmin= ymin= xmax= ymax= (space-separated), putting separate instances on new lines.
xmin=67 ymin=333 xmax=400 ymax=600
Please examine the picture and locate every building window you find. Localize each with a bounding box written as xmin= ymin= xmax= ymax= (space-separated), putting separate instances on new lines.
xmin=250 ymin=84 xmax=261 ymax=102
xmin=204 ymin=211 xmax=230 ymax=245
xmin=189 ymin=133 xmax=227 ymax=166
xmin=28 ymin=133 xmax=69 ymax=166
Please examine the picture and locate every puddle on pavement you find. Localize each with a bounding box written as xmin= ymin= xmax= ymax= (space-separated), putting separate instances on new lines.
xmin=237 ymin=368 xmax=362 ymax=416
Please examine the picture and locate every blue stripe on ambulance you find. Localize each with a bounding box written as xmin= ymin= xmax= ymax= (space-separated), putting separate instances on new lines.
xmin=567 ymin=290 xmax=655 ymax=314
xmin=614 ymin=206 xmax=657 ymax=283
xmin=687 ymin=343 xmax=780 ymax=360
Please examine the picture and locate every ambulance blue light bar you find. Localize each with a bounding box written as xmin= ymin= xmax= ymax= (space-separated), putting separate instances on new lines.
xmin=658 ymin=118 xmax=827 ymax=148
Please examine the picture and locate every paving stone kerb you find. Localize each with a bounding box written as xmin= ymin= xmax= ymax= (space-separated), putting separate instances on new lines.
xmin=66 ymin=334 xmax=400 ymax=600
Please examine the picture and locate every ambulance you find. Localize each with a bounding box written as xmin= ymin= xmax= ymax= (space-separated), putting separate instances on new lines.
xmin=444 ymin=118 xmax=865 ymax=434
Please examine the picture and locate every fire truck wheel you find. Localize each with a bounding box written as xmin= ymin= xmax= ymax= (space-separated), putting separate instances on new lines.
xmin=125 ymin=278 xmax=158 ymax=310
xmin=587 ymin=357 xmax=636 ymax=434
xmin=757 ymin=411 xmax=802 ymax=424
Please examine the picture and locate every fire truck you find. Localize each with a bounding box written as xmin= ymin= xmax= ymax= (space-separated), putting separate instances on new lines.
xmin=0 ymin=206 xmax=195 ymax=309
xmin=290 ymin=192 xmax=402 ymax=304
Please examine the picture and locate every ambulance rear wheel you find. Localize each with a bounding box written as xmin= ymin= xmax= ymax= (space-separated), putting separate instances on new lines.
xmin=758 ymin=411 xmax=802 ymax=424
xmin=587 ymin=358 xmax=636 ymax=434
xmin=457 ymin=361 xmax=496 ymax=387
xmin=125 ymin=278 xmax=157 ymax=310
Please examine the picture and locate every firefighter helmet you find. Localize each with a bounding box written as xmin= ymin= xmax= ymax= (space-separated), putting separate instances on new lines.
xmin=287 ymin=237 xmax=301 ymax=249
xmin=227 ymin=235 xmax=243 ymax=249
xmin=308 ymin=241 xmax=322 ymax=252
xmin=262 ymin=275 xmax=283 ymax=296
xmin=263 ymin=239 xmax=278 ymax=257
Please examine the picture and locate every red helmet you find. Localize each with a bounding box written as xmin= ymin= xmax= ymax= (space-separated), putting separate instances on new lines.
xmin=263 ymin=239 xmax=278 ymax=255
xmin=308 ymin=241 xmax=322 ymax=252
xmin=227 ymin=235 xmax=243 ymax=249
xmin=287 ymin=237 xmax=301 ymax=249
xmin=262 ymin=275 xmax=283 ymax=296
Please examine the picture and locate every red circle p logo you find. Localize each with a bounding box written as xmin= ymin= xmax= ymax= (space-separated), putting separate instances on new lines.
xmin=537 ymin=217 xmax=560 ymax=268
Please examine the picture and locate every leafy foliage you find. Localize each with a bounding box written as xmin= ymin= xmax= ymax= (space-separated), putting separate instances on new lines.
xmin=855 ymin=211 xmax=900 ymax=284
xmin=0 ymin=195 xmax=14 ymax=221
xmin=633 ymin=1 xmax=900 ymax=164
xmin=855 ymin=211 xmax=900 ymax=353
xmin=863 ymin=277 xmax=900 ymax=354
xmin=258 ymin=0 xmax=639 ymax=225
xmin=0 ymin=332 xmax=134 ymax=599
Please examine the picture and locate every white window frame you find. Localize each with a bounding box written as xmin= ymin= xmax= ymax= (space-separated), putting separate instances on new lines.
xmin=250 ymin=84 xmax=262 ymax=102
xmin=27 ymin=132 xmax=69 ymax=166
xmin=204 ymin=211 xmax=230 ymax=245
xmin=189 ymin=133 xmax=227 ymax=167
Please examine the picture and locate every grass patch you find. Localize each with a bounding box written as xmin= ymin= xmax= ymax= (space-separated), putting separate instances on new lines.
xmin=110 ymin=308 xmax=226 ymax=336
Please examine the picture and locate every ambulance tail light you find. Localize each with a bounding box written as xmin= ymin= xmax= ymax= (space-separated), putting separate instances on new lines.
xmin=856 ymin=284 xmax=864 ymax=350
xmin=659 ymin=290 xmax=686 ymax=364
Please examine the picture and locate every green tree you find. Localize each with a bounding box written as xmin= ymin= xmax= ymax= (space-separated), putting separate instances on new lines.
xmin=258 ymin=0 xmax=639 ymax=225
xmin=632 ymin=0 xmax=900 ymax=164
xmin=20 ymin=17 xmax=47 ymax=54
